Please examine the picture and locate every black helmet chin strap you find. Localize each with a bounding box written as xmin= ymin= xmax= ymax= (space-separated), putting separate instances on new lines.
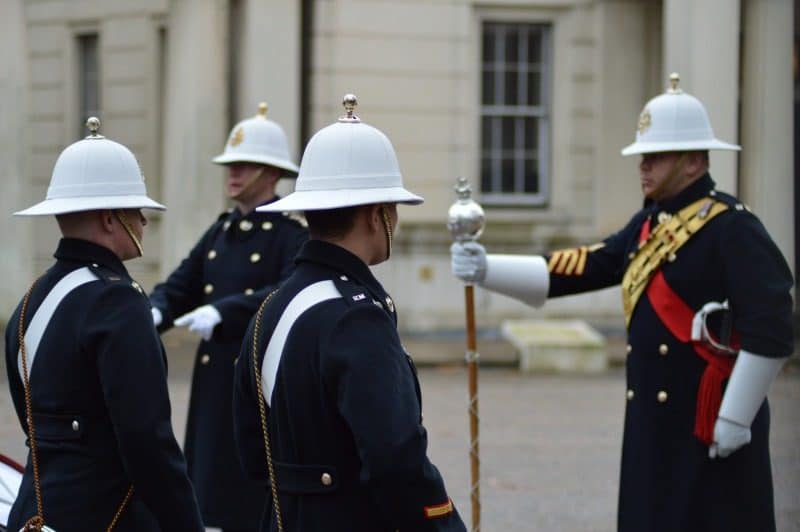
xmin=113 ymin=210 xmax=143 ymax=257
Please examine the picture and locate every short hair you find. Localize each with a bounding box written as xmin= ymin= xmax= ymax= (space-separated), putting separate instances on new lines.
xmin=304 ymin=206 xmax=361 ymax=240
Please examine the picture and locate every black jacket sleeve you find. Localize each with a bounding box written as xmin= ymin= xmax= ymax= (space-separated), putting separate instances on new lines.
xmin=322 ymin=305 xmax=466 ymax=531
xmin=717 ymin=210 xmax=795 ymax=357
xmin=87 ymin=285 xmax=204 ymax=531
xmin=232 ymin=314 xmax=269 ymax=482
xmin=547 ymin=210 xmax=646 ymax=298
xmin=148 ymin=225 xmax=216 ymax=332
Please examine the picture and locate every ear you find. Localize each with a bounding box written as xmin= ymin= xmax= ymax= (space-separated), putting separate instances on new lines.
xmin=264 ymin=165 xmax=281 ymax=184
xmin=359 ymin=204 xmax=381 ymax=234
xmin=685 ymin=151 xmax=707 ymax=176
xmin=99 ymin=209 xmax=115 ymax=233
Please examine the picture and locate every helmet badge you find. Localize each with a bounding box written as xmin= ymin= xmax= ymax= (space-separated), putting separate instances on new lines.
xmin=637 ymin=108 xmax=652 ymax=135
xmin=229 ymin=126 xmax=244 ymax=147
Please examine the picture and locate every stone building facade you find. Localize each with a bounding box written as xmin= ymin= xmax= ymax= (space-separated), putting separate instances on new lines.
xmin=1 ymin=0 xmax=794 ymax=333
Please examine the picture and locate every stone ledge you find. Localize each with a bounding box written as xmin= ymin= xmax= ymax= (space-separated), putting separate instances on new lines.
xmin=501 ymin=319 xmax=608 ymax=373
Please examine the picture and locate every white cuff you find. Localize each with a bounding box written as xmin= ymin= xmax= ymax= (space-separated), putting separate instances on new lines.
xmin=718 ymin=349 xmax=786 ymax=426
xmin=482 ymin=255 xmax=549 ymax=308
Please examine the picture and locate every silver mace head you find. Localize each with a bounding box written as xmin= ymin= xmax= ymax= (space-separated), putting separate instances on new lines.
xmin=447 ymin=177 xmax=485 ymax=243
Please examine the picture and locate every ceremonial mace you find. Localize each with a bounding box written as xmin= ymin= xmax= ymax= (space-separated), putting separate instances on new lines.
xmin=447 ymin=177 xmax=485 ymax=532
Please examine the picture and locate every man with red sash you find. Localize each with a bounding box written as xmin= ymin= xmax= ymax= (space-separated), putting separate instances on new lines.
xmin=450 ymin=74 xmax=794 ymax=531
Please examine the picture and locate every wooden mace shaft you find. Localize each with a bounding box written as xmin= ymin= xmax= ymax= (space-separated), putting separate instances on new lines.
xmin=464 ymin=285 xmax=480 ymax=531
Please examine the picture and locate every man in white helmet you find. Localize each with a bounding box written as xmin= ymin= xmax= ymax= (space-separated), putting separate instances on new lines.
xmin=5 ymin=118 xmax=203 ymax=531
xmin=148 ymin=103 xmax=307 ymax=531
xmin=451 ymin=74 xmax=794 ymax=531
xmin=232 ymin=95 xmax=466 ymax=531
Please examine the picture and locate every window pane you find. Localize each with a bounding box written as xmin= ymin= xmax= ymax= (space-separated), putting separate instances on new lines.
xmin=482 ymin=28 xmax=495 ymax=63
xmin=528 ymin=30 xmax=542 ymax=63
xmin=481 ymin=157 xmax=492 ymax=192
xmin=502 ymin=158 xmax=514 ymax=193
xmin=505 ymin=27 xmax=519 ymax=63
xmin=504 ymin=70 xmax=518 ymax=105
xmin=525 ymin=117 xmax=538 ymax=151
xmin=502 ymin=117 xmax=515 ymax=151
xmin=482 ymin=69 xmax=495 ymax=105
xmin=527 ymin=71 xmax=541 ymax=106
xmin=481 ymin=116 xmax=492 ymax=153
xmin=78 ymin=34 xmax=100 ymax=137
xmin=525 ymin=158 xmax=539 ymax=193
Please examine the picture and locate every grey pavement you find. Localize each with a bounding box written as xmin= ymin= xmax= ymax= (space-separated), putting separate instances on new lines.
xmin=0 ymin=329 xmax=798 ymax=531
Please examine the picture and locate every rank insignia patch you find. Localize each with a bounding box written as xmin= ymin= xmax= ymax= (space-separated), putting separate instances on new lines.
xmin=548 ymin=243 xmax=604 ymax=276
xmin=423 ymin=499 xmax=454 ymax=519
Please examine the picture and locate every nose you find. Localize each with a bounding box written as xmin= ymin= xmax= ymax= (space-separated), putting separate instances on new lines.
xmin=228 ymin=165 xmax=241 ymax=179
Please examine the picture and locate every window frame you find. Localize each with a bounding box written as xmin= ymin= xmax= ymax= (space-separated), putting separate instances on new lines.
xmin=479 ymin=21 xmax=552 ymax=207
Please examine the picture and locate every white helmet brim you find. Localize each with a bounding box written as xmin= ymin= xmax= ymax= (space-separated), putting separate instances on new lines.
xmin=15 ymin=195 xmax=166 ymax=216
xmin=621 ymin=138 xmax=741 ymax=156
xmin=257 ymin=186 xmax=423 ymax=212
xmin=211 ymin=153 xmax=300 ymax=176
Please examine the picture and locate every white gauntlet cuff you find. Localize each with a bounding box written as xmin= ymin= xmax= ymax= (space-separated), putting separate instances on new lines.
xmin=483 ymin=255 xmax=549 ymax=308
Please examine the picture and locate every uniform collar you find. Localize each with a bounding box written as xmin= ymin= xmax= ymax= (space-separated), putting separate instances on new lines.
xmin=232 ymin=195 xmax=282 ymax=220
xmin=297 ymin=240 xmax=387 ymax=298
xmin=54 ymin=238 xmax=129 ymax=277
xmin=655 ymin=173 xmax=716 ymax=213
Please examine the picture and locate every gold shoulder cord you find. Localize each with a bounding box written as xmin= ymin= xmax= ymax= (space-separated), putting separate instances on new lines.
xmin=252 ymin=290 xmax=284 ymax=532
xmin=19 ymin=277 xmax=134 ymax=532
xmin=621 ymin=197 xmax=728 ymax=326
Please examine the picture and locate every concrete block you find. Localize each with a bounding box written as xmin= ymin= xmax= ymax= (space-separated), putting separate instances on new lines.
xmin=501 ymin=319 xmax=608 ymax=373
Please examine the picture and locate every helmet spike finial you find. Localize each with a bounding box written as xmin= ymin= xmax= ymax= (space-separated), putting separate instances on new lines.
xmin=85 ymin=117 xmax=104 ymax=139
xmin=338 ymin=94 xmax=360 ymax=123
xmin=668 ymin=72 xmax=682 ymax=94
xmin=256 ymin=102 xmax=268 ymax=119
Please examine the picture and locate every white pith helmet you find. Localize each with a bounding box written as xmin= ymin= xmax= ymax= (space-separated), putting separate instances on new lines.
xmin=212 ymin=102 xmax=299 ymax=176
xmin=258 ymin=94 xmax=423 ymax=213
xmin=15 ymin=117 xmax=165 ymax=216
xmin=621 ymin=73 xmax=740 ymax=156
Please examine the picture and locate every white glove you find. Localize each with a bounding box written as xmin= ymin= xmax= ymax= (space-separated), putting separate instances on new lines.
xmin=151 ymin=307 xmax=163 ymax=327
xmin=708 ymin=349 xmax=786 ymax=459
xmin=450 ymin=242 xmax=487 ymax=284
xmin=708 ymin=417 xmax=750 ymax=459
xmin=174 ymin=305 xmax=222 ymax=341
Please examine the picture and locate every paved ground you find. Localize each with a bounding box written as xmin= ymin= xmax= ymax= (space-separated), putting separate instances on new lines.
xmin=0 ymin=329 xmax=798 ymax=531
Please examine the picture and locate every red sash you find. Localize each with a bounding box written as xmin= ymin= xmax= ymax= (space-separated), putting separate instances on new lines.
xmin=637 ymin=219 xmax=734 ymax=445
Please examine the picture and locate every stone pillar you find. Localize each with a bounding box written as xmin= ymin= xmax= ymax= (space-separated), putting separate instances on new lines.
xmin=239 ymin=0 xmax=301 ymax=158
xmin=0 ymin=0 xmax=33 ymax=319
xmin=160 ymin=0 xmax=228 ymax=272
xmin=739 ymin=0 xmax=794 ymax=272
xmin=595 ymin=0 xmax=660 ymax=235
xmin=663 ymin=0 xmax=740 ymax=194
xmin=239 ymin=0 xmax=302 ymax=197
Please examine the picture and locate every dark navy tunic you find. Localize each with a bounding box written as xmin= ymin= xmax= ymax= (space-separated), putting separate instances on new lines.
xmin=546 ymin=174 xmax=794 ymax=532
xmin=233 ymin=240 xmax=466 ymax=532
xmin=4 ymin=238 xmax=203 ymax=532
xmin=149 ymin=198 xmax=307 ymax=529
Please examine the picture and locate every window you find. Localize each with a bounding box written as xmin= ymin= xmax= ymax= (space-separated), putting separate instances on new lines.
xmin=77 ymin=33 xmax=100 ymax=137
xmin=480 ymin=22 xmax=551 ymax=205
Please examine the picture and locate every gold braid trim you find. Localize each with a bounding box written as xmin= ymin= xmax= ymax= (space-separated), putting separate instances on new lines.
xmin=621 ymin=197 xmax=728 ymax=327
xmin=252 ymin=290 xmax=284 ymax=532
